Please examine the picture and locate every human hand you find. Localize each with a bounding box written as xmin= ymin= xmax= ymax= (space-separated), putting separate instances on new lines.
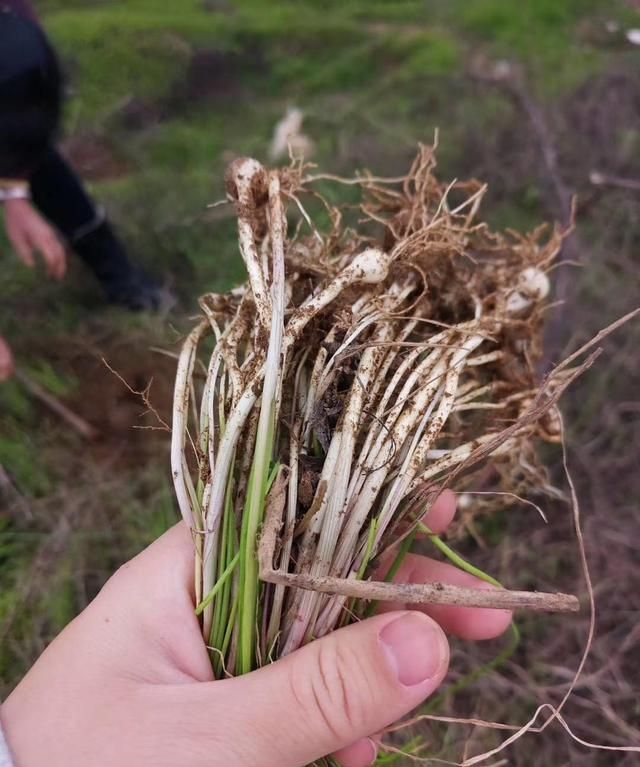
xmin=0 ymin=336 xmax=15 ymax=381
xmin=3 ymin=198 xmax=66 ymax=280
xmin=0 ymin=492 xmax=510 ymax=767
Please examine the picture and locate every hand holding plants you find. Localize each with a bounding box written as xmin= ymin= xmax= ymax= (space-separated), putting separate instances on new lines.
xmin=0 ymin=492 xmax=510 ymax=767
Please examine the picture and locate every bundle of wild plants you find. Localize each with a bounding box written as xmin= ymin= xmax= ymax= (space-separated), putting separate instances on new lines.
xmin=171 ymin=146 xmax=585 ymax=744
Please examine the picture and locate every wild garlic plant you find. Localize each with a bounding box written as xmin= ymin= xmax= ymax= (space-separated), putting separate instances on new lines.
xmin=171 ymin=147 xmax=582 ymax=682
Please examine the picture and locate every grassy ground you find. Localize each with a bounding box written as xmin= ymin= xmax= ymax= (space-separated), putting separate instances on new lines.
xmin=1 ymin=1 xmax=639 ymax=764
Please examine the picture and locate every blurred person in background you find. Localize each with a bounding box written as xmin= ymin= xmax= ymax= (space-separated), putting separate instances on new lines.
xmin=0 ymin=1 xmax=169 ymax=381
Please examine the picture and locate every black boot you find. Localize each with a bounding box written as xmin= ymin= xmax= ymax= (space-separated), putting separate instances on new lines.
xmin=29 ymin=148 xmax=173 ymax=311
xmin=73 ymin=219 xmax=172 ymax=311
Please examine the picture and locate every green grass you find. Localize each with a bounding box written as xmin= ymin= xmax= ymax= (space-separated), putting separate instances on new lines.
xmin=13 ymin=0 xmax=627 ymax=302
xmin=0 ymin=424 xmax=53 ymax=496
xmin=47 ymin=3 xmax=231 ymax=123
xmin=0 ymin=459 xmax=178 ymax=690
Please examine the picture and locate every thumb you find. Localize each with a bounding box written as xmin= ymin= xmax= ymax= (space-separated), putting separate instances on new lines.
xmin=188 ymin=611 xmax=449 ymax=767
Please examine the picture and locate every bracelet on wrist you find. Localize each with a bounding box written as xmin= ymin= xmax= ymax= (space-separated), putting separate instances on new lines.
xmin=0 ymin=179 xmax=30 ymax=203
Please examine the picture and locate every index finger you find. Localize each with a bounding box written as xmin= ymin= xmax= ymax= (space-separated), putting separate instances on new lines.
xmin=39 ymin=236 xmax=67 ymax=280
xmin=374 ymin=489 xmax=457 ymax=577
xmin=416 ymin=488 xmax=457 ymax=535
xmin=380 ymin=553 xmax=512 ymax=640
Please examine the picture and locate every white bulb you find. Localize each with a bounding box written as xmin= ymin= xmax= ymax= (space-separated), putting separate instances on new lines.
xmin=505 ymin=291 xmax=532 ymax=315
xmin=519 ymin=267 xmax=550 ymax=300
xmin=348 ymin=248 xmax=390 ymax=284
xmin=505 ymin=267 xmax=550 ymax=315
xmin=234 ymin=157 xmax=265 ymax=181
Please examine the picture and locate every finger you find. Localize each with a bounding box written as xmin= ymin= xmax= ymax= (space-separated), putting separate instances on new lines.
xmin=108 ymin=522 xmax=196 ymax=604
xmin=379 ymin=553 xmax=512 ymax=640
xmin=333 ymin=737 xmax=377 ymax=767
xmin=375 ymin=488 xmax=457 ymax=578
xmin=95 ymin=522 xmax=213 ymax=682
xmin=182 ymin=611 xmax=449 ymax=767
xmin=0 ymin=336 xmax=15 ymax=381
xmin=50 ymin=239 xmax=66 ymax=280
xmin=12 ymin=233 xmax=35 ymax=268
xmin=418 ymin=488 xmax=457 ymax=535
xmin=46 ymin=238 xmax=67 ymax=280
xmin=34 ymin=233 xmax=66 ymax=280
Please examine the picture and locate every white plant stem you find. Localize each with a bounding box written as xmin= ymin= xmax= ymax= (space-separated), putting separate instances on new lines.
xmin=282 ymin=325 xmax=391 ymax=653
xmin=266 ymin=355 xmax=308 ymax=648
xmin=170 ymin=320 xmax=209 ymax=530
xmin=237 ymin=171 xmax=286 ymax=672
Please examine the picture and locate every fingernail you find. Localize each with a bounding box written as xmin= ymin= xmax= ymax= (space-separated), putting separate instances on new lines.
xmin=379 ymin=613 xmax=447 ymax=686
xmin=337 ymin=737 xmax=377 ymax=767
xmin=364 ymin=738 xmax=377 ymax=765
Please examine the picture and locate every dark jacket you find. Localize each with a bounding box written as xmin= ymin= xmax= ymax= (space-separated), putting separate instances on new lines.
xmin=0 ymin=1 xmax=61 ymax=177
xmin=1 ymin=0 xmax=37 ymax=22
xmin=1 ymin=0 xmax=45 ymax=84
